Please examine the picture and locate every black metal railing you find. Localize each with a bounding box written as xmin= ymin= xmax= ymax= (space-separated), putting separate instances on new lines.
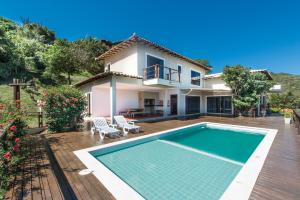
xmin=144 ymin=64 xmax=180 ymax=82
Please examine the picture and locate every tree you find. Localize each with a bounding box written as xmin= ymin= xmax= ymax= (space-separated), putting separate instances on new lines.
xmin=222 ymin=65 xmax=273 ymax=115
xmin=195 ymin=58 xmax=210 ymax=66
xmin=194 ymin=58 xmax=212 ymax=74
xmin=0 ymin=17 xmax=54 ymax=80
xmin=43 ymin=40 xmax=81 ymax=85
xmin=73 ymin=37 xmax=108 ymax=74
xmin=269 ymin=91 xmax=297 ymax=109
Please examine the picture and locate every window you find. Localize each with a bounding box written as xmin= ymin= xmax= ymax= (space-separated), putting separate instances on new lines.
xmin=105 ymin=63 xmax=111 ymax=72
xmin=178 ymin=65 xmax=182 ymax=74
xmin=86 ymin=93 xmax=91 ymax=116
xmin=146 ymin=55 xmax=164 ymax=79
xmin=191 ymin=70 xmax=201 ymax=86
xmin=207 ymin=96 xmax=232 ymax=114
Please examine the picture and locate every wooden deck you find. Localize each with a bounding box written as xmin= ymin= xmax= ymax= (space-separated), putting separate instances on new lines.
xmin=45 ymin=116 xmax=300 ymax=200
xmin=5 ymin=135 xmax=64 ymax=200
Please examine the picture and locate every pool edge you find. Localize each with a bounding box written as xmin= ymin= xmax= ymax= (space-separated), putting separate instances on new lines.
xmin=74 ymin=122 xmax=277 ymax=200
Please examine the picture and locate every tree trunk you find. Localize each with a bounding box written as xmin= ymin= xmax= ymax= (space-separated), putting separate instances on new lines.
xmin=68 ymin=73 xmax=71 ymax=85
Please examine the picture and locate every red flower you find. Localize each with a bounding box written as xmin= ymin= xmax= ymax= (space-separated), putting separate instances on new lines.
xmin=13 ymin=144 xmax=20 ymax=152
xmin=15 ymin=137 xmax=21 ymax=143
xmin=9 ymin=125 xmax=17 ymax=132
xmin=3 ymin=152 xmax=11 ymax=161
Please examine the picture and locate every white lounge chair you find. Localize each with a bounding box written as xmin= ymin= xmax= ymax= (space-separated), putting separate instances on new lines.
xmin=114 ymin=115 xmax=140 ymax=135
xmin=91 ymin=117 xmax=120 ymax=140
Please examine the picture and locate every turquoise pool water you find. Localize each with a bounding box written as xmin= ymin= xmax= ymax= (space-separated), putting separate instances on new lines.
xmin=163 ymin=126 xmax=264 ymax=163
xmin=93 ymin=124 xmax=265 ymax=200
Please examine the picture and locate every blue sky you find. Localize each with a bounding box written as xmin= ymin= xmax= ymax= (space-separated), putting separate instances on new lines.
xmin=1 ymin=0 xmax=300 ymax=74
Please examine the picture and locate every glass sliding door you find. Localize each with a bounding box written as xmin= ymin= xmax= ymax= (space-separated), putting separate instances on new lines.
xmin=223 ymin=96 xmax=232 ymax=114
xmin=207 ymin=96 xmax=232 ymax=114
xmin=186 ymin=96 xmax=200 ymax=114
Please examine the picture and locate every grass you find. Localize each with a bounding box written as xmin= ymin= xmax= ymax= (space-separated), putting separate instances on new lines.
xmin=0 ymin=84 xmax=40 ymax=128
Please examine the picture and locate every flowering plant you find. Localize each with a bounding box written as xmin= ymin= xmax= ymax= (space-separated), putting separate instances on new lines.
xmin=42 ymin=86 xmax=87 ymax=132
xmin=0 ymin=100 xmax=27 ymax=196
xmin=280 ymin=108 xmax=293 ymax=118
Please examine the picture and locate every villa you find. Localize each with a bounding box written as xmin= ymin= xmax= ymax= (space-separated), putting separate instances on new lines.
xmin=4 ymin=34 xmax=298 ymax=200
xmin=75 ymin=34 xmax=278 ymax=122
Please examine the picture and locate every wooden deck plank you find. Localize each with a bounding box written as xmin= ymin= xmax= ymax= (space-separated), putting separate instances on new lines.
xmin=49 ymin=135 xmax=112 ymax=200
xmin=36 ymin=145 xmax=53 ymax=200
xmin=45 ymin=116 xmax=300 ymax=200
xmin=29 ymin=139 xmax=44 ymax=200
xmin=5 ymin=136 xmax=65 ymax=200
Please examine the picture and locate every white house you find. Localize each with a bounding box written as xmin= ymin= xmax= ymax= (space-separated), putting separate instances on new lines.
xmin=74 ymin=34 xmax=275 ymax=122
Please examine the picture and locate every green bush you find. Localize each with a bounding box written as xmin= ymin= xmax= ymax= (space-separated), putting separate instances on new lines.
xmin=270 ymin=107 xmax=281 ymax=113
xmin=42 ymin=86 xmax=87 ymax=132
xmin=284 ymin=112 xmax=292 ymax=118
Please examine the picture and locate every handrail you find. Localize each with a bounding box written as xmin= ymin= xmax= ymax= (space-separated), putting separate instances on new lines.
xmin=144 ymin=64 xmax=180 ymax=82
xmin=293 ymin=109 xmax=300 ymax=135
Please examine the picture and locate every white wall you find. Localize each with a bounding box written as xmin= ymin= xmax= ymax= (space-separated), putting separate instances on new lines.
xmin=204 ymin=77 xmax=231 ymax=90
xmin=102 ymin=42 xmax=221 ymax=90
xmin=136 ymin=43 xmax=208 ymax=88
xmin=91 ymin=87 xmax=139 ymax=117
xmin=104 ymin=44 xmax=138 ymax=76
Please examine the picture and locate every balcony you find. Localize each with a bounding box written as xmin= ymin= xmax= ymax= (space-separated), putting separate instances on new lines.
xmin=143 ymin=64 xmax=180 ymax=86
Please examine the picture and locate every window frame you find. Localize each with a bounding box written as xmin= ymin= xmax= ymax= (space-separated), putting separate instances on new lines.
xmin=105 ymin=62 xmax=111 ymax=72
xmin=191 ymin=69 xmax=201 ymax=86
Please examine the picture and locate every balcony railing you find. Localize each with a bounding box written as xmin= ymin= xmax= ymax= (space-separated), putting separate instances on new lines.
xmin=144 ymin=64 xmax=180 ymax=82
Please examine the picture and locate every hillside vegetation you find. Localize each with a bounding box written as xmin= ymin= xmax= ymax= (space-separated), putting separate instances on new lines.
xmin=1 ymin=16 xmax=299 ymax=116
xmin=0 ymin=16 xmax=114 ymax=86
xmin=271 ymin=73 xmax=300 ymax=97
xmin=0 ymin=16 xmax=113 ymax=127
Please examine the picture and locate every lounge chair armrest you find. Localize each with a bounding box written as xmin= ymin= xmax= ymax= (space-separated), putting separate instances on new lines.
xmin=128 ymin=121 xmax=135 ymax=126
xmin=109 ymin=124 xmax=118 ymax=129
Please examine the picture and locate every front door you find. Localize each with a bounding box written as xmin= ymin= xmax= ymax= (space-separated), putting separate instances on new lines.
xmin=170 ymin=95 xmax=178 ymax=115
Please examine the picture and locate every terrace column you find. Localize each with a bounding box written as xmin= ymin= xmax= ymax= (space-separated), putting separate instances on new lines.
xmin=110 ymin=76 xmax=116 ymax=123
xmin=178 ymin=90 xmax=185 ymax=116
xmin=163 ymin=90 xmax=168 ymax=117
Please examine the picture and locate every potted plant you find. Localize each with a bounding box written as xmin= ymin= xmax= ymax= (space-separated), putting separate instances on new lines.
xmin=282 ymin=109 xmax=293 ymax=124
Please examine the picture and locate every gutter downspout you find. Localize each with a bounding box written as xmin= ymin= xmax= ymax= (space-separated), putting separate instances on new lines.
xmin=181 ymin=88 xmax=193 ymax=96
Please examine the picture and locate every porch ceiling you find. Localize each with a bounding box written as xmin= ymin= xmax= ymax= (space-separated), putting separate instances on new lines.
xmin=181 ymin=88 xmax=232 ymax=95
xmin=93 ymin=82 xmax=164 ymax=92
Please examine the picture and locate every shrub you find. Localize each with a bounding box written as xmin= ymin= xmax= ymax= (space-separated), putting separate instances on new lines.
xmin=281 ymin=108 xmax=293 ymax=118
xmin=42 ymin=86 xmax=87 ymax=132
xmin=270 ymin=107 xmax=281 ymax=113
xmin=0 ymin=100 xmax=28 ymax=198
xmin=284 ymin=112 xmax=292 ymax=118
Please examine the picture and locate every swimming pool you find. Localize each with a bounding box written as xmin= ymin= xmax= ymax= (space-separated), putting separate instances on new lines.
xmin=74 ymin=122 xmax=277 ymax=200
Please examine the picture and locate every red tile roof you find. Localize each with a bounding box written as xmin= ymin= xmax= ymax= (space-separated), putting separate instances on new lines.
xmin=73 ymin=71 xmax=143 ymax=87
